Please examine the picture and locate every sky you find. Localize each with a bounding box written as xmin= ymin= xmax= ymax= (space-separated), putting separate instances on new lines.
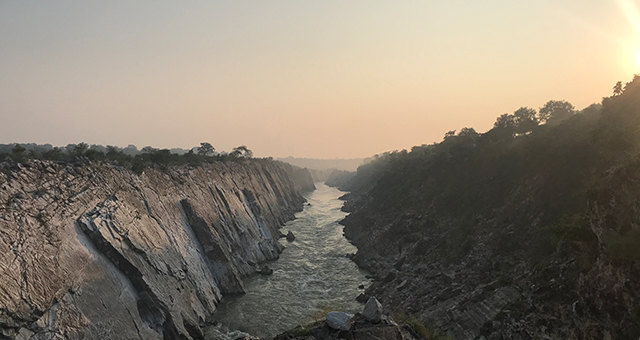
xmin=1 ymin=1 xmax=640 ymax=158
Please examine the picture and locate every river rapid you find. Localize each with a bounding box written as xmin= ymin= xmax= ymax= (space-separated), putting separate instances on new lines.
xmin=206 ymin=183 xmax=371 ymax=339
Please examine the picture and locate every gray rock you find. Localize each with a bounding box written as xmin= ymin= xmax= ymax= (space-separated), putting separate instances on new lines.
xmin=286 ymin=231 xmax=296 ymax=242
xmin=363 ymin=296 xmax=383 ymax=323
xmin=0 ymin=160 xmax=312 ymax=338
xmin=356 ymin=293 xmax=369 ymax=303
xmin=325 ymin=312 xmax=351 ymax=331
xmin=396 ymin=280 xmax=408 ymax=291
xmin=256 ymin=265 xmax=273 ymax=275
xmin=384 ymin=271 xmax=397 ymax=283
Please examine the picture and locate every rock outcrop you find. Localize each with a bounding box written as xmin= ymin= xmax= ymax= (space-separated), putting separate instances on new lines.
xmin=286 ymin=231 xmax=295 ymax=242
xmin=334 ymin=81 xmax=640 ymax=339
xmin=325 ymin=312 xmax=350 ymax=331
xmin=362 ymin=297 xmax=382 ymax=323
xmin=0 ymin=159 xmax=313 ymax=339
xmin=323 ymin=170 xmax=355 ymax=189
xmin=274 ymin=300 xmax=419 ymax=340
xmin=281 ymin=163 xmax=316 ymax=193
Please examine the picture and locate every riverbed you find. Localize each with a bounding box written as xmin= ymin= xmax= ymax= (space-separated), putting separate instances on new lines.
xmin=207 ymin=183 xmax=370 ymax=338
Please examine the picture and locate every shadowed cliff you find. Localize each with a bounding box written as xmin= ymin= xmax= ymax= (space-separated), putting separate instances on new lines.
xmin=338 ymin=77 xmax=640 ymax=339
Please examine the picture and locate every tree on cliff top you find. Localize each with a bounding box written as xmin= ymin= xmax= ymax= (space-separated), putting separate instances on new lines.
xmin=230 ymin=145 xmax=253 ymax=158
xmin=198 ymin=142 xmax=215 ymax=156
xmin=539 ymin=100 xmax=575 ymax=125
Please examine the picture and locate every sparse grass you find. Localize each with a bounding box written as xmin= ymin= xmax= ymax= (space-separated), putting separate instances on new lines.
xmin=394 ymin=312 xmax=452 ymax=340
xmin=311 ymin=304 xmax=337 ymax=322
xmin=287 ymin=322 xmax=320 ymax=337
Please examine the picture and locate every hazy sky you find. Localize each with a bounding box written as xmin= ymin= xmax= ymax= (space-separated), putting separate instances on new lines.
xmin=2 ymin=1 xmax=640 ymax=158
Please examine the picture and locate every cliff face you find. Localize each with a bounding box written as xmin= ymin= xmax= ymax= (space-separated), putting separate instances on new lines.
xmin=0 ymin=159 xmax=313 ymax=340
xmin=335 ymin=81 xmax=640 ymax=339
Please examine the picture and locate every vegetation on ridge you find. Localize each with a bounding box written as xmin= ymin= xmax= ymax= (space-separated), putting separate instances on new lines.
xmin=339 ymin=75 xmax=640 ymax=339
xmin=0 ymin=142 xmax=256 ymax=174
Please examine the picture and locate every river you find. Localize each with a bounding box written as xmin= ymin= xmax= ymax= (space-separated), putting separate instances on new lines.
xmin=206 ymin=183 xmax=370 ymax=339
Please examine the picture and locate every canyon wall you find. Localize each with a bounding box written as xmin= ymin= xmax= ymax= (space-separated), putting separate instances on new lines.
xmin=335 ymin=79 xmax=640 ymax=339
xmin=0 ymin=159 xmax=313 ymax=340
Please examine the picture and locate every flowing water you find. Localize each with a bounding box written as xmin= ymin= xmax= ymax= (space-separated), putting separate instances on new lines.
xmin=206 ymin=183 xmax=371 ymax=339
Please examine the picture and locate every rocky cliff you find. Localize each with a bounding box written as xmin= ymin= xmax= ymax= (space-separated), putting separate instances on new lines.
xmin=337 ymin=77 xmax=640 ymax=339
xmin=0 ymin=159 xmax=313 ymax=340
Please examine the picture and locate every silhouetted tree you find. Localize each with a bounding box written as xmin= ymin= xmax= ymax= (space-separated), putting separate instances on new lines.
xmin=10 ymin=144 xmax=26 ymax=162
xmin=539 ymin=100 xmax=575 ymax=125
xmin=42 ymin=147 xmax=64 ymax=161
xmin=122 ymin=144 xmax=139 ymax=156
xmin=230 ymin=145 xmax=253 ymax=158
xmin=513 ymin=107 xmax=538 ymax=133
xmin=198 ymin=142 xmax=215 ymax=156
xmin=613 ymin=81 xmax=623 ymax=96
xmin=72 ymin=142 xmax=88 ymax=156
xmin=141 ymin=146 xmax=158 ymax=153
xmin=12 ymin=144 xmax=25 ymax=155
xmin=493 ymin=113 xmax=517 ymax=138
xmin=443 ymin=130 xmax=456 ymax=140
xmin=458 ymin=127 xmax=478 ymax=137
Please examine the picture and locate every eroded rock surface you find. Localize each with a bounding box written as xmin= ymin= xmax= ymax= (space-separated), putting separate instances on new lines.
xmin=274 ymin=312 xmax=417 ymax=340
xmin=0 ymin=159 xmax=313 ymax=339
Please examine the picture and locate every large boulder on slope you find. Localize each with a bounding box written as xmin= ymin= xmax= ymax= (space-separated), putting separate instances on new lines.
xmin=286 ymin=231 xmax=296 ymax=242
xmin=363 ymin=297 xmax=383 ymax=323
xmin=326 ymin=312 xmax=351 ymax=331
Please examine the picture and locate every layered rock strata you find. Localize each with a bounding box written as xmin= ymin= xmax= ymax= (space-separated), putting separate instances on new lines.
xmin=0 ymin=159 xmax=312 ymax=339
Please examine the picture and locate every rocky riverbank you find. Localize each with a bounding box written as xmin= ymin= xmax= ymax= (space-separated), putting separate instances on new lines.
xmin=0 ymin=159 xmax=314 ymax=339
xmin=272 ymin=297 xmax=423 ymax=340
xmin=333 ymin=78 xmax=640 ymax=339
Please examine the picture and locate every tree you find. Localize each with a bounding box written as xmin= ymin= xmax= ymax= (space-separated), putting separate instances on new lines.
xmin=11 ymin=144 xmax=26 ymax=162
xmin=613 ymin=81 xmax=623 ymax=96
xmin=141 ymin=146 xmax=158 ymax=153
xmin=198 ymin=142 xmax=215 ymax=156
xmin=494 ymin=113 xmax=516 ymax=130
xmin=72 ymin=142 xmax=88 ymax=156
xmin=513 ymin=107 xmax=538 ymax=133
xmin=12 ymin=144 xmax=25 ymax=155
xmin=489 ymin=114 xmax=518 ymax=139
xmin=230 ymin=145 xmax=253 ymax=158
xmin=458 ymin=127 xmax=478 ymax=137
xmin=122 ymin=144 xmax=139 ymax=156
xmin=539 ymin=100 xmax=575 ymax=125
xmin=443 ymin=130 xmax=456 ymax=140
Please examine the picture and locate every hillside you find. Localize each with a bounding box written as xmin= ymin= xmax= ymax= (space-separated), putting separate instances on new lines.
xmin=338 ymin=76 xmax=640 ymax=339
xmin=277 ymin=157 xmax=364 ymax=172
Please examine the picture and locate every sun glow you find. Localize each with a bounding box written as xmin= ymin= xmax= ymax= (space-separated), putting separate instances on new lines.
xmin=617 ymin=0 xmax=640 ymax=34
xmin=615 ymin=0 xmax=640 ymax=71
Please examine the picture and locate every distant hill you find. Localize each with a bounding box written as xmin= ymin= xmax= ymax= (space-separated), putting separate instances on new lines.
xmin=276 ymin=157 xmax=364 ymax=172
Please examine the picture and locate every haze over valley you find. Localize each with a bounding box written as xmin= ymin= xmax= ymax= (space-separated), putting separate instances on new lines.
xmin=3 ymin=2 xmax=640 ymax=340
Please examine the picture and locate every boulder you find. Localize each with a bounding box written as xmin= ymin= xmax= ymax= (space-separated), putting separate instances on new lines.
xmin=383 ymin=271 xmax=396 ymax=283
xmin=363 ymin=297 xmax=383 ymax=323
xmin=396 ymin=280 xmax=408 ymax=291
xmin=356 ymin=293 xmax=369 ymax=303
xmin=256 ymin=265 xmax=273 ymax=275
xmin=325 ymin=312 xmax=351 ymax=331
xmin=286 ymin=231 xmax=296 ymax=242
